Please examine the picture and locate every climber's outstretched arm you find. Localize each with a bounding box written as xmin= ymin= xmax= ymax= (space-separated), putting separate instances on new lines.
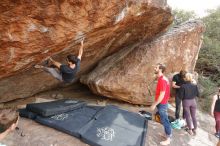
xmin=77 ymin=39 xmax=84 ymax=60
xmin=49 ymin=57 xmax=61 ymax=69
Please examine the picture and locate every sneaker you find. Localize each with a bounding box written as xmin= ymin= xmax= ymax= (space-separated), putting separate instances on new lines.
xmin=34 ymin=65 xmax=44 ymax=69
xmin=41 ymin=59 xmax=49 ymax=66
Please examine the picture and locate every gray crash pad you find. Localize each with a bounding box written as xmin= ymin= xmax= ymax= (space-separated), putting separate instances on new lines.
xmin=35 ymin=105 xmax=103 ymax=138
xmin=20 ymin=100 xmax=148 ymax=146
xmin=79 ymin=105 xmax=148 ymax=146
xmin=26 ymin=99 xmax=86 ymax=117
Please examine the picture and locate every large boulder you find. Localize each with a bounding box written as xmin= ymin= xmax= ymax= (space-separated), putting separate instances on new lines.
xmin=80 ymin=20 xmax=205 ymax=105
xmin=0 ymin=109 xmax=18 ymax=131
xmin=0 ymin=0 xmax=173 ymax=102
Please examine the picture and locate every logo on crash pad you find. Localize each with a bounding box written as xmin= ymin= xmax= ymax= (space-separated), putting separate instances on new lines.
xmin=64 ymin=100 xmax=78 ymax=104
xmin=51 ymin=113 xmax=68 ymax=121
xmin=96 ymin=127 xmax=115 ymax=141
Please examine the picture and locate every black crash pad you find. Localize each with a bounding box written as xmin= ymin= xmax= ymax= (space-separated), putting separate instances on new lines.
xmin=19 ymin=108 xmax=37 ymax=120
xmin=26 ymin=99 xmax=86 ymax=117
xmin=35 ymin=106 xmax=103 ymax=138
xmin=79 ymin=105 xmax=147 ymax=146
xmin=20 ymin=100 xmax=148 ymax=146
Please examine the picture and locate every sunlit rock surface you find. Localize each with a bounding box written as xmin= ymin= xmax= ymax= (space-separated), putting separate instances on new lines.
xmin=80 ymin=21 xmax=205 ymax=105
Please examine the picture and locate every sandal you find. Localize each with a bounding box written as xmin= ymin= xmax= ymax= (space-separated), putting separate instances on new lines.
xmin=185 ymin=128 xmax=193 ymax=135
xmin=192 ymin=129 xmax=197 ymax=136
xmin=215 ymin=133 xmax=220 ymax=138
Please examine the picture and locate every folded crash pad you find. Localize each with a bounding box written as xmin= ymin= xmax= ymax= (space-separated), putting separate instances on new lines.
xmin=19 ymin=108 xmax=37 ymax=120
xmin=26 ymin=99 xmax=86 ymax=117
xmin=35 ymin=105 xmax=103 ymax=138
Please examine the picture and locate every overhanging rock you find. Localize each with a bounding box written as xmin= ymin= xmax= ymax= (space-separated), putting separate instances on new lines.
xmin=0 ymin=0 xmax=173 ymax=102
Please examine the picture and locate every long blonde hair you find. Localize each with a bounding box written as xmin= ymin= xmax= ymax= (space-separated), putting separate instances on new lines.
xmin=184 ymin=73 xmax=193 ymax=82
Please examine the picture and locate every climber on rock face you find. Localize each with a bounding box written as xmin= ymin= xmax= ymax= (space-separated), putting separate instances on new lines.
xmin=35 ymin=39 xmax=84 ymax=83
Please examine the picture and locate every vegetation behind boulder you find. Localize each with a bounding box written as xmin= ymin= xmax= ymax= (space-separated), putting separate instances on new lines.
xmin=196 ymin=7 xmax=220 ymax=86
xmin=173 ymin=8 xmax=220 ymax=86
xmin=172 ymin=8 xmax=220 ymax=112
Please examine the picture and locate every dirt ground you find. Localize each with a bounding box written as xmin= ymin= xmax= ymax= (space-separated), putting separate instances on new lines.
xmin=0 ymin=83 xmax=219 ymax=146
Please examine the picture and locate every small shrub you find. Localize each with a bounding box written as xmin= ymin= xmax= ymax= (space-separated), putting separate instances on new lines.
xmin=197 ymin=76 xmax=217 ymax=112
